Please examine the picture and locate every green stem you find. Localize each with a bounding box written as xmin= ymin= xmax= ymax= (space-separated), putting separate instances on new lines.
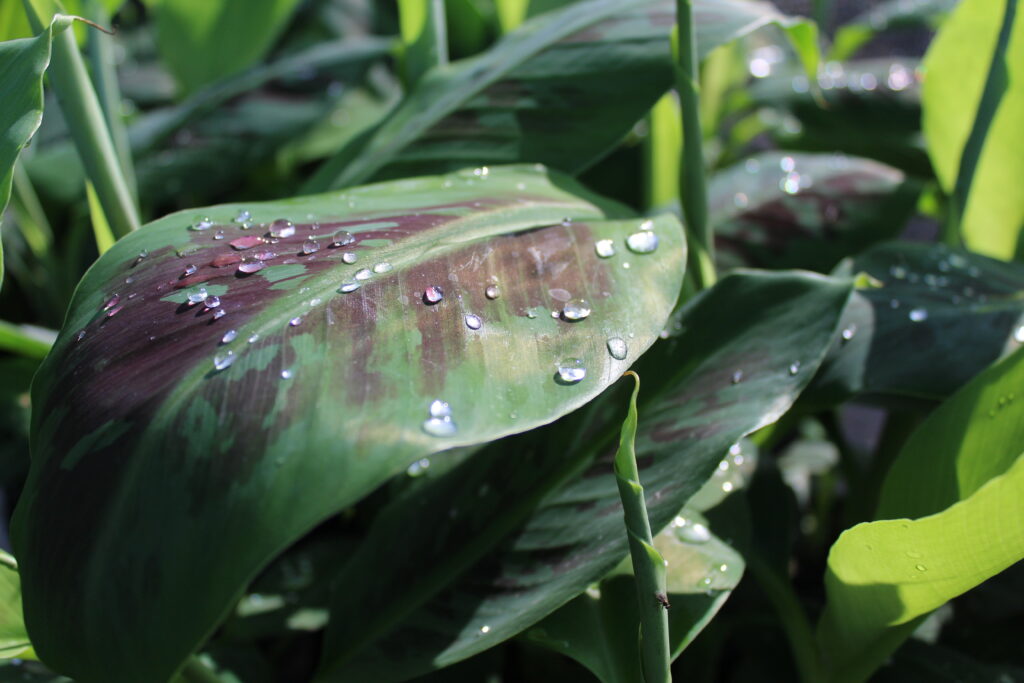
xmin=812 ymin=0 xmax=832 ymax=34
xmin=747 ymin=555 xmax=823 ymax=683
xmin=949 ymin=0 xmax=1017 ymax=241
xmin=398 ymin=0 xmax=448 ymax=87
xmin=84 ymin=0 xmax=137 ymax=205
xmin=614 ymin=372 xmax=671 ymax=683
xmin=11 ymin=162 xmax=53 ymax=259
xmin=675 ymin=0 xmax=715 ymax=291
xmin=23 ymin=3 xmax=140 ymax=238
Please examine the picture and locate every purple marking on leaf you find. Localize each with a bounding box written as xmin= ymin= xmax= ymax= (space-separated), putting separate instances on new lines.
xmin=230 ymin=236 xmax=264 ymax=250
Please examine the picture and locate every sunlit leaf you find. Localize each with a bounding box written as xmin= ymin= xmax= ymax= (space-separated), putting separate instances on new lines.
xmin=0 ymin=551 xmax=32 ymax=661
xmin=12 ymin=165 xmax=685 ymax=683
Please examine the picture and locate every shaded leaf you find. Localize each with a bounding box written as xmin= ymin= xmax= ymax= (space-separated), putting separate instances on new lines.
xmin=0 ymin=321 xmax=54 ymax=359
xmin=141 ymin=0 xmax=306 ymax=94
xmin=876 ymin=639 xmax=1024 ymax=683
xmin=0 ymin=551 xmax=32 ymax=660
xmin=711 ymin=152 xmax=921 ymax=273
xmin=306 ymin=0 xmax=817 ymax=191
xmin=922 ymin=0 xmax=1024 ymax=260
xmin=830 ymin=0 xmax=958 ymax=61
xmin=318 ymin=270 xmax=852 ymax=681
xmin=809 ymin=241 xmax=1024 ymax=406
xmin=12 ymin=165 xmax=685 ymax=683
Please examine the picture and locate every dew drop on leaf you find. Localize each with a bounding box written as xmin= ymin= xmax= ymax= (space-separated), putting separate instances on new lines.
xmin=213 ymin=351 xmax=235 ymax=371
xmin=788 ymin=361 xmax=801 ymax=375
xmin=908 ymin=307 xmax=928 ymax=322
xmin=465 ymin=314 xmax=482 ymax=330
xmin=182 ymin=264 xmax=197 ymax=278
xmin=281 ymin=369 xmax=293 ymax=379
xmin=373 ymin=262 xmax=393 ymax=274
xmin=332 ymin=230 xmax=355 ymax=247
xmin=406 ymin=458 xmax=431 ymax=476
xmin=671 ymin=516 xmax=710 ymax=544
xmin=354 ymin=268 xmax=372 ymax=281
xmin=191 ymin=217 xmax=214 ymax=231
xmin=302 ymin=239 xmax=320 ymax=255
xmin=422 ymin=416 xmax=457 ymax=437
xmin=269 ymin=219 xmax=295 ymax=238
xmin=102 ymin=293 xmax=121 ymax=311
xmin=234 ymin=210 xmax=252 ymax=223
xmin=731 ymin=370 xmax=743 ymax=384
xmin=238 ymin=256 xmax=265 ymax=274
xmin=342 ymin=252 xmax=357 ymax=264
xmin=556 ymin=358 xmax=586 ymax=384
xmin=561 ymin=299 xmax=591 ymax=321
xmin=485 ymin=284 xmax=500 ymax=300
xmin=606 ymin=336 xmax=628 ymax=360
xmin=338 ymin=282 xmax=360 ymax=293
xmin=1014 ymin=326 xmax=1024 ymax=343
xmin=423 ymin=286 xmax=444 ymax=304
xmin=212 ymin=309 xmax=226 ymax=320
xmin=221 ymin=330 xmax=237 ymax=344
xmin=204 ymin=296 xmax=221 ymax=309
xmin=626 ymin=230 xmax=659 ymax=254
xmin=289 ymin=317 xmax=302 ymax=327
xmin=594 ymin=239 xmax=616 ymax=258
xmin=187 ymin=287 xmax=208 ymax=304
xmin=841 ymin=325 xmax=856 ymax=341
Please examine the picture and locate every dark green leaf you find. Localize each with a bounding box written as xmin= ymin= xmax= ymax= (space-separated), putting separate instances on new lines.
xmin=306 ymin=0 xmax=817 ymax=192
xmin=317 ymin=270 xmax=852 ymax=681
xmin=711 ymin=152 xmax=922 ymax=272
xmin=830 ymin=0 xmax=957 ymax=61
xmin=809 ymin=241 xmax=1024 ymax=406
xmin=12 ymin=165 xmax=684 ymax=683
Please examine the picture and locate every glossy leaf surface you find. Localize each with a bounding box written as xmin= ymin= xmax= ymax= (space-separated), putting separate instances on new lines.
xmin=307 ymin=0 xmax=817 ymax=191
xmin=318 ymin=271 xmax=852 ymax=681
xmin=922 ymin=0 xmax=1024 ymax=260
xmin=711 ymin=152 xmax=921 ymax=273
xmin=12 ymin=165 xmax=685 ymax=683
xmin=819 ymin=348 xmax=1024 ymax=682
xmin=810 ymin=241 xmax=1024 ymax=406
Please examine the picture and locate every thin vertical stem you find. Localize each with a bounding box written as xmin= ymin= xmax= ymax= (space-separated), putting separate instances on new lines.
xmin=398 ymin=0 xmax=448 ymax=87
xmin=614 ymin=372 xmax=671 ymax=683
xmin=676 ymin=0 xmax=715 ymax=290
xmin=22 ymin=3 xmax=140 ymax=238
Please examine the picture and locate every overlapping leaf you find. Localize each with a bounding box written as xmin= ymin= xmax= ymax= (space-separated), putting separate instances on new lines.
xmin=306 ymin=0 xmax=817 ymax=191
xmin=12 ymin=165 xmax=685 ymax=683
xmin=711 ymin=152 xmax=921 ymax=272
xmin=317 ymin=271 xmax=853 ymax=681
xmin=808 ymin=241 xmax=1024 ymax=406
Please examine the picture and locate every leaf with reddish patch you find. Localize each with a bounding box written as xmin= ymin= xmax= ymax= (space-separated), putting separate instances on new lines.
xmin=11 ymin=165 xmax=685 ymax=683
xmin=316 ymin=271 xmax=852 ymax=681
xmin=712 ymin=152 xmax=922 ymax=273
xmin=305 ymin=0 xmax=817 ymax=191
xmin=807 ymin=241 xmax=1024 ymax=407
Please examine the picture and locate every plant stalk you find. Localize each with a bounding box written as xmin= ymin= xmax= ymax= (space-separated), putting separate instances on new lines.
xmin=22 ymin=2 xmax=140 ymax=238
xmin=675 ymin=0 xmax=715 ymax=291
xmin=614 ymin=372 xmax=671 ymax=683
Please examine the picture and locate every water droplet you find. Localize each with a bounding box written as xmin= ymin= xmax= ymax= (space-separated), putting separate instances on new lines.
xmin=191 ymin=217 xmax=214 ymax=231
xmin=342 ymin=252 xmax=357 ymax=264
xmin=204 ymin=295 xmax=221 ymax=309
xmin=595 ymin=239 xmax=616 ymax=258
xmin=212 ymin=309 xmax=226 ymax=320
xmin=485 ymin=284 xmax=500 ymax=299
xmin=465 ymin=314 xmax=482 ymax=330
xmin=607 ymin=337 xmax=627 ymax=360
xmin=422 ymin=416 xmax=457 ymax=437
xmin=75 ymin=330 xmax=87 ymax=342
xmin=561 ymin=299 xmax=591 ymax=321
xmin=841 ymin=325 xmax=856 ymax=341
xmin=132 ymin=250 xmax=148 ymax=266
xmin=1014 ymin=326 xmax=1024 ymax=343
xmin=428 ymin=400 xmax=451 ymax=419
xmin=105 ymin=303 xmax=124 ymax=317
xmin=332 ymin=230 xmax=355 ymax=247
xmin=731 ymin=370 xmax=743 ymax=384
xmin=248 ymin=333 xmax=260 ymax=343
xmin=721 ymin=481 xmax=735 ymax=492
xmin=780 ymin=172 xmax=802 ymax=194
xmin=213 ymin=351 xmax=235 ymax=371
xmin=338 ymin=282 xmax=360 ymax=293
xmin=556 ymin=358 xmax=586 ymax=384
xmin=406 ymin=458 xmax=431 ymax=476
xmin=102 ymin=293 xmax=121 ymax=311
xmin=780 ymin=156 xmax=796 ymax=172
xmin=182 ymin=264 xmax=198 ymax=278
xmin=789 ymin=361 xmax=801 ymax=375
xmin=672 ymin=516 xmax=710 ymax=543
xmin=908 ymin=308 xmax=928 ymax=322
xmin=915 ymin=564 xmax=927 ymax=572
xmin=289 ymin=317 xmax=302 ymax=327
xmin=302 ymin=239 xmax=320 ymax=255
xmin=733 ymin=192 xmax=749 ymax=209
xmin=187 ymin=287 xmax=208 ymax=304
xmin=234 ymin=210 xmax=252 ymax=223
xmin=280 ymin=369 xmax=293 ymax=379
xmin=560 ymin=217 xmax=573 ymax=226
xmin=373 ymin=262 xmax=393 ymax=274
xmin=213 ymin=230 xmax=225 ymax=240
xmin=238 ymin=256 xmax=265 ymax=274
xmin=269 ymin=219 xmax=295 ymax=238
xmin=221 ymin=330 xmax=237 ymax=344
xmin=718 ymin=564 xmax=728 ymax=572
xmin=626 ymin=230 xmax=659 ymax=254
xmin=354 ymin=268 xmax=372 ymax=281
xmin=480 ymin=625 xmax=491 ymax=634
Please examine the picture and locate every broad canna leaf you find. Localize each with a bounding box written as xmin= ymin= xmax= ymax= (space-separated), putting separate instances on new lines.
xmin=11 ymin=165 xmax=686 ymax=683
xmin=306 ymin=0 xmax=817 ymax=192
xmin=808 ymin=241 xmax=1024 ymax=407
xmin=317 ymin=270 xmax=853 ymax=681
xmin=711 ymin=152 xmax=921 ymax=273
xmin=0 ymin=551 xmax=32 ymax=661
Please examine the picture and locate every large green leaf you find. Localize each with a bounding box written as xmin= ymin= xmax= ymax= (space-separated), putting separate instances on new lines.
xmin=11 ymin=165 xmax=684 ymax=683
xmin=141 ymin=0 xmax=306 ymax=95
xmin=922 ymin=0 xmax=1024 ymax=260
xmin=306 ymin=0 xmax=817 ymax=192
xmin=0 ymin=17 xmax=68 ymax=292
xmin=830 ymin=0 xmax=958 ymax=61
xmin=711 ymin=152 xmax=921 ymax=273
xmin=818 ymin=348 xmax=1024 ymax=682
xmin=317 ymin=270 xmax=852 ymax=681
xmin=808 ymin=241 xmax=1024 ymax=406
xmin=0 ymin=552 xmax=31 ymax=661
